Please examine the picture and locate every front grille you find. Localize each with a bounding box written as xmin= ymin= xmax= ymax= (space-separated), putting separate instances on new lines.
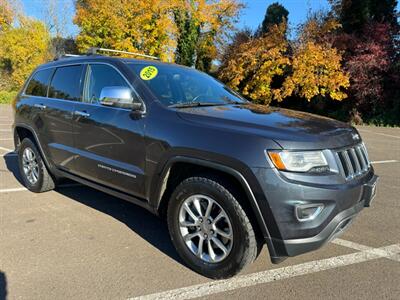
xmin=336 ymin=143 xmax=370 ymax=180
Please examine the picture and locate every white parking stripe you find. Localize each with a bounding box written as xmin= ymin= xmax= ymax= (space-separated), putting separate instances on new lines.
xmin=0 ymin=187 xmax=27 ymax=193
xmin=0 ymin=146 xmax=13 ymax=152
xmin=0 ymin=138 xmax=13 ymax=141
xmin=371 ymin=160 xmax=398 ymax=164
xmin=332 ymin=238 xmax=400 ymax=262
xmin=0 ymin=129 xmax=11 ymax=132
xmin=129 ymin=243 xmax=400 ymax=300
xmin=358 ymin=129 xmax=400 ymax=139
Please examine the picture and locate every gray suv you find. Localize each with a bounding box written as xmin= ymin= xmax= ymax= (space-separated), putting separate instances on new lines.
xmin=12 ymin=49 xmax=378 ymax=279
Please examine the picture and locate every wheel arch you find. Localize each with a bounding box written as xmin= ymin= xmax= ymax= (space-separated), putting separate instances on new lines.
xmin=14 ymin=124 xmax=55 ymax=173
xmin=151 ymin=156 xmax=281 ymax=260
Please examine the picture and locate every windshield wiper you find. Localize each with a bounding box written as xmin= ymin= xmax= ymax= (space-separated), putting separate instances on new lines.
xmin=169 ymin=102 xmax=228 ymax=108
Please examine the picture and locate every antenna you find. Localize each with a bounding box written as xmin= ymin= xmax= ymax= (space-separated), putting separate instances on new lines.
xmin=88 ymin=47 xmax=160 ymax=60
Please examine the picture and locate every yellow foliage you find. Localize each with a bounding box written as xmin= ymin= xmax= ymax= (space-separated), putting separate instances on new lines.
xmin=74 ymin=0 xmax=242 ymax=63
xmin=299 ymin=16 xmax=341 ymax=44
xmin=218 ymin=22 xmax=289 ymax=104
xmin=193 ymin=0 xmax=243 ymax=67
xmin=0 ymin=17 xmax=51 ymax=88
xmin=74 ymin=0 xmax=179 ymax=61
xmin=0 ymin=0 xmax=13 ymax=31
xmin=283 ymin=42 xmax=349 ymax=101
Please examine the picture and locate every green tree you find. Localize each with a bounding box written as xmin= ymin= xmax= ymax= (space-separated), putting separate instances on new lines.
xmin=174 ymin=6 xmax=199 ymax=66
xmin=329 ymin=0 xmax=398 ymax=33
xmin=259 ymin=2 xmax=289 ymax=36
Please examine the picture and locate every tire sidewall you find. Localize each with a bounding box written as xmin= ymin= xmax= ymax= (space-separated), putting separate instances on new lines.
xmin=168 ymin=178 xmax=253 ymax=279
xmin=18 ymin=139 xmax=45 ymax=192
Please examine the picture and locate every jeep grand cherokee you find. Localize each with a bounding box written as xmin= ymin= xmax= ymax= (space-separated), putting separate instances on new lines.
xmin=12 ymin=50 xmax=378 ymax=279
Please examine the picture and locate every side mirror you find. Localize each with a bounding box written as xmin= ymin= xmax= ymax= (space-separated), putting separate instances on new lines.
xmin=100 ymin=86 xmax=143 ymax=111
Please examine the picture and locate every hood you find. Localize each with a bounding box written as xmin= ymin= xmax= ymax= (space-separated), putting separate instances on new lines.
xmin=176 ymin=104 xmax=361 ymax=150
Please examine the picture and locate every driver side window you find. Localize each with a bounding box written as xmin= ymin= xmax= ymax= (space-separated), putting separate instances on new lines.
xmin=84 ymin=64 xmax=138 ymax=104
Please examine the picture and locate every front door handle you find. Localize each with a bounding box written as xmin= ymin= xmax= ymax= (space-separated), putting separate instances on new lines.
xmin=34 ymin=103 xmax=46 ymax=110
xmin=74 ymin=111 xmax=90 ymax=118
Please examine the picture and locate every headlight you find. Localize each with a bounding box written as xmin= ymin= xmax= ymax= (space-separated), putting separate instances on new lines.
xmin=267 ymin=150 xmax=329 ymax=173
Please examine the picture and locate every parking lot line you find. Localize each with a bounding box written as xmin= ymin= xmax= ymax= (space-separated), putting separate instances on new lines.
xmin=371 ymin=160 xmax=399 ymax=164
xmin=358 ymin=129 xmax=400 ymax=139
xmin=0 ymin=138 xmax=12 ymax=141
xmin=0 ymin=145 xmax=13 ymax=152
xmin=0 ymin=187 xmax=27 ymax=193
xmin=332 ymin=238 xmax=400 ymax=262
xmin=129 ymin=243 xmax=400 ymax=300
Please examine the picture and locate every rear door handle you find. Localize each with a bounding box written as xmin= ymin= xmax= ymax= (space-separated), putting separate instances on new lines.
xmin=74 ymin=111 xmax=90 ymax=118
xmin=34 ymin=104 xmax=46 ymax=110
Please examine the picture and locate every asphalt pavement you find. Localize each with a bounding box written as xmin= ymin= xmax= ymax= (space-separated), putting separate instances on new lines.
xmin=0 ymin=104 xmax=399 ymax=299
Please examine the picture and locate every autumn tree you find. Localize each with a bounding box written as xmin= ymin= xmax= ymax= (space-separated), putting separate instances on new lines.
xmin=74 ymin=0 xmax=242 ymax=66
xmin=172 ymin=0 xmax=242 ymax=71
xmin=74 ymin=0 xmax=178 ymax=60
xmin=282 ymin=15 xmax=349 ymax=101
xmin=0 ymin=17 xmax=51 ymax=88
xmin=329 ymin=0 xmax=399 ymax=123
xmin=283 ymin=42 xmax=349 ymax=101
xmin=219 ymin=27 xmax=252 ymax=69
xmin=0 ymin=0 xmax=13 ymax=31
xmin=218 ymin=22 xmax=290 ymax=104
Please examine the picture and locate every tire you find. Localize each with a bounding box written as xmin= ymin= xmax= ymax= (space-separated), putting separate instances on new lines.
xmin=167 ymin=176 xmax=258 ymax=279
xmin=18 ymin=138 xmax=55 ymax=193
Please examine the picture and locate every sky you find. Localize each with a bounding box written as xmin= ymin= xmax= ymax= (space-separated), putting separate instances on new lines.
xmin=20 ymin=0 xmax=399 ymax=38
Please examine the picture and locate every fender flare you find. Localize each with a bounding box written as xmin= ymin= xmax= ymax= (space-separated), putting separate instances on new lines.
xmin=152 ymin=156 xmax=280 ymax=259
xmin=13 ymin=123 xmax=55 ymax=172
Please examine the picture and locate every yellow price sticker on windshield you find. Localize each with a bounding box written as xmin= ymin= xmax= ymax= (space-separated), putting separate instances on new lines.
xmin=140 ymin=66 xmax=158 ymax=80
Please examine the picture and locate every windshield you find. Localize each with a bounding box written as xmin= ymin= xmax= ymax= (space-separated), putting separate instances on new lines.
xmin=128 ymin=63 xmax=247 ymax=107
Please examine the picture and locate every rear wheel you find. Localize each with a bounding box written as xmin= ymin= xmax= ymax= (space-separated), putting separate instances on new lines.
xmin=167 ymin=176 xmax=258 ymax=279
xmin=18 ymin=138 xmax=55 ymax=193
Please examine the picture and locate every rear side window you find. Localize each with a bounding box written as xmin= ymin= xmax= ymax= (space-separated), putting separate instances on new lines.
xmin=25 ymin=69 xmax=54 ymax=97
xmin=84 ymin=64 xmax=135 ymax=103
xmin=48 ymin=65 xmax=83 ymax=101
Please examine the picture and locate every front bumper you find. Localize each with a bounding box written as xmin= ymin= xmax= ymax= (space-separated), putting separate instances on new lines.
xmin=252 ymin=167 xmax=378 ymax=258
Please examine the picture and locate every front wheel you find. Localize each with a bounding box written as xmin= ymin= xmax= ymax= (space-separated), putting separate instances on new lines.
xmin=167 ymin=176 xmax=258 ymax=279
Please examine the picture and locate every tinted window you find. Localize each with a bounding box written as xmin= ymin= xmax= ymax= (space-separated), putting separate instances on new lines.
xmin=48 ymin=65 xmax=83 ymax=101
xmin=25 ymin=69 xmax=54 ymax=97
xmin=85 ymin=64 xmax=137 ymax=103
xmin=128 ymin=63 xmax=246 ymax=107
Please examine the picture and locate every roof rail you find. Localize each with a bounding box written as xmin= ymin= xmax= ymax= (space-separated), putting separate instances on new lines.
xmin=88 ymin=47 xmax=160 ymax=60
xmin=53 ymin=53 xmax=82 ymax=61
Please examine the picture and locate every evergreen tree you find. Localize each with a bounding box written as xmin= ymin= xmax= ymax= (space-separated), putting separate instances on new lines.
xmin=259 ymin=2 xmax=289 ymax=36
xmin=174 ymin=9 xmax=199 ymax=67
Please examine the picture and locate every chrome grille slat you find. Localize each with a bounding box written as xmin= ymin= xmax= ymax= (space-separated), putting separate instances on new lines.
xmin=342 ymin=151 xmax=354 ymax=178
xmin=336 ymin=143 xmax=370 ymax=180
xmin=356 ymin=146 xmax=367 ymax=171
xmin=350 ymin=148 xmax=361 ymax=174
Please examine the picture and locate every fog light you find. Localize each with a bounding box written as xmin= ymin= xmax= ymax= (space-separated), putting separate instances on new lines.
xmin=295 ymin=204 xmax=324 ymax=222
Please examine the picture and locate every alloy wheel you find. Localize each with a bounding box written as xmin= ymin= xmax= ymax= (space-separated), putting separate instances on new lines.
xmin=22 ymin=147 xmax=39 ymax=185
xmin=178 ymin=194 xmax=233 ymax=263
